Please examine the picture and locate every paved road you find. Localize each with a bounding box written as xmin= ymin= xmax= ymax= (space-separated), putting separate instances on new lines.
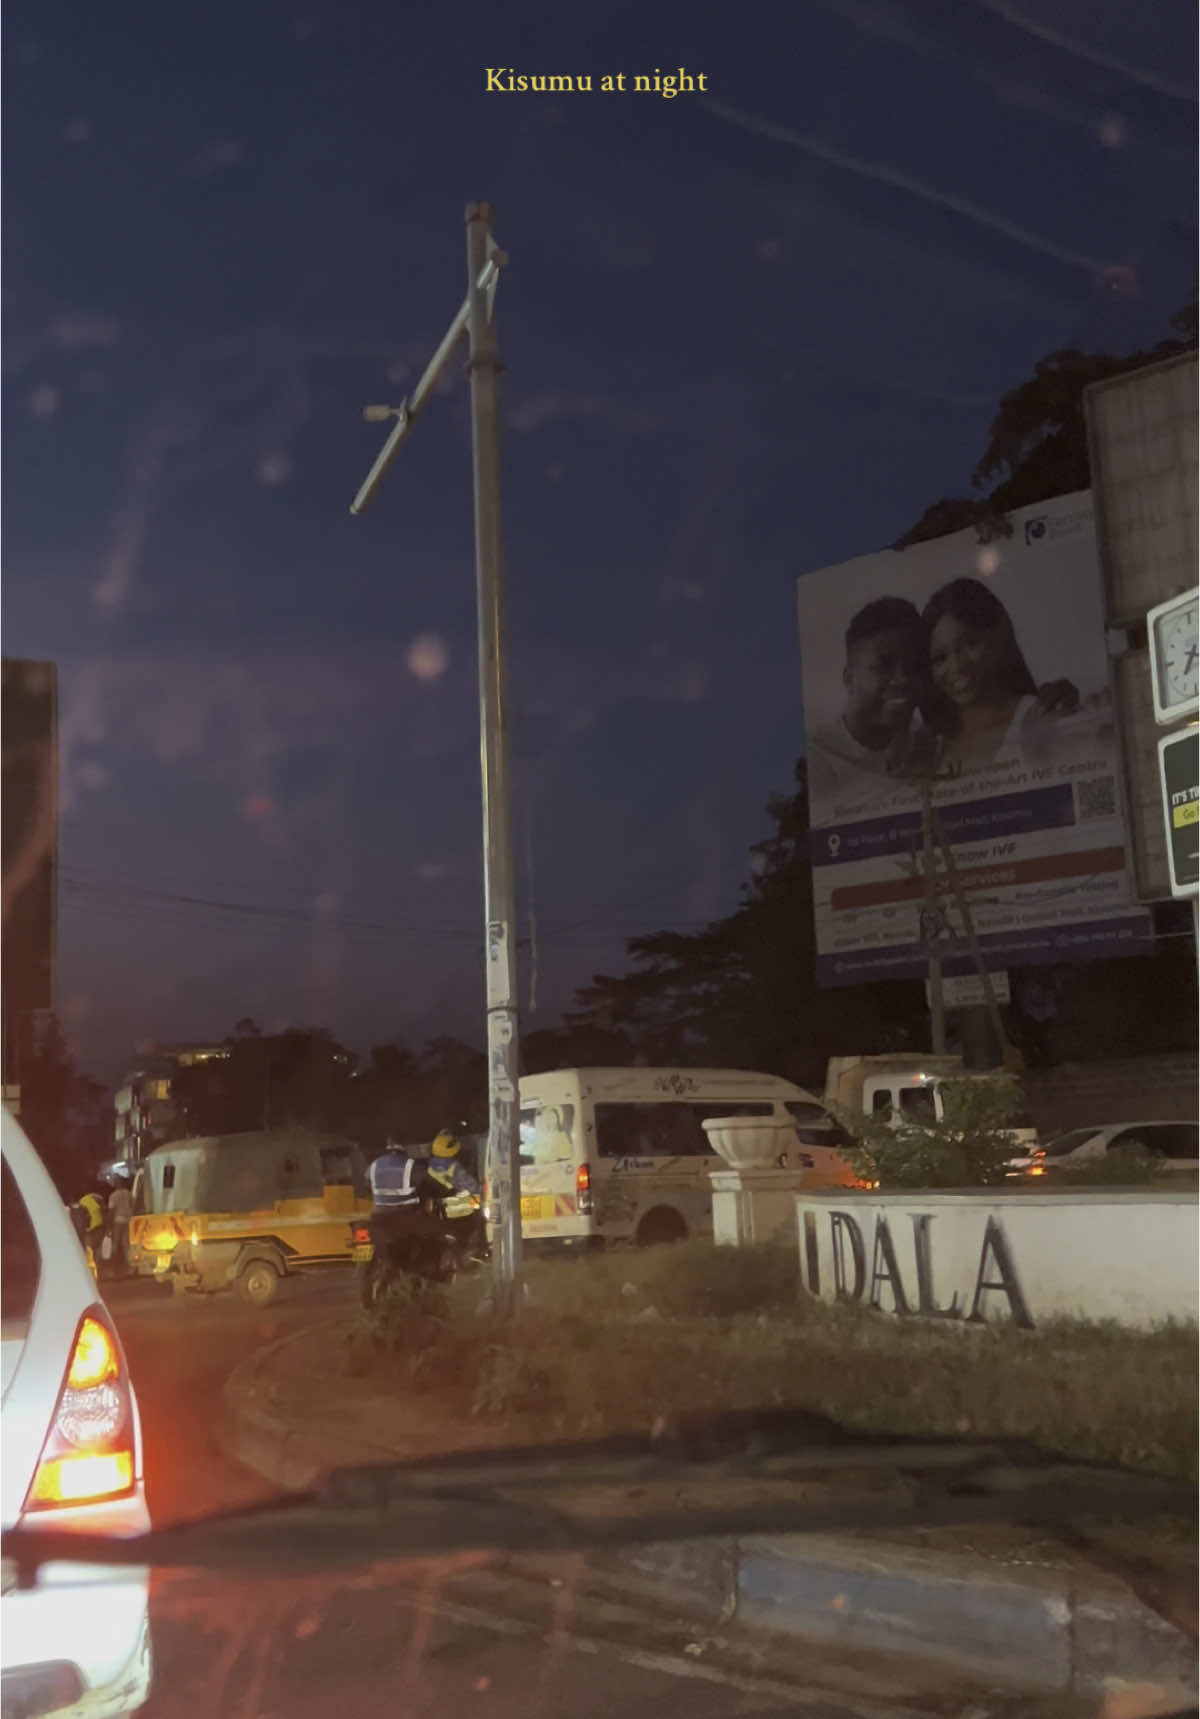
xmin=104 ymin=1276 xmax=959 ymax=1719
xmin=108 ymin=1271 xmax=351 ymax=1524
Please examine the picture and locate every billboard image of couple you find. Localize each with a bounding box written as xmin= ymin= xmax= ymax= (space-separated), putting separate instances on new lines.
xmin=797 ymin=492 xmax=1151 ymax=987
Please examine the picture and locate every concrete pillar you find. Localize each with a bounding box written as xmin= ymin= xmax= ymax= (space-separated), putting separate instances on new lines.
xmin=710 ymin=1167 xmax=812 ymax=1248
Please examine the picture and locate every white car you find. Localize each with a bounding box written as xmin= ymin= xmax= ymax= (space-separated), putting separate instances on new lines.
xmin=1010 ymin=1119 xmax=1200 ymax=1178
xmin=2 ymin=1106 xmax=152 ymax=1718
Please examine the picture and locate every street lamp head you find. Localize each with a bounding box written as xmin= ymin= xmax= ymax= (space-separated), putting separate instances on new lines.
xmin=363 ymin=404 xmax=397 ymax=423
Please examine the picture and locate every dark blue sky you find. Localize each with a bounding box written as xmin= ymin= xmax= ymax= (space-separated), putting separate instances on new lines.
xmin=4 ymin=0 xmax=1196 ymax=1084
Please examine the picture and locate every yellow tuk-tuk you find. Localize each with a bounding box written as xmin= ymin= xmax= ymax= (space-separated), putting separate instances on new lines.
xmin=129 ymin=1130 xmax=371 ymax=1304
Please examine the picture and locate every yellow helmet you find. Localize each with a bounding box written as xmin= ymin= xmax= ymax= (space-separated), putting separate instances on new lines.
xmin=431 ymin=1130 xmax=462 ymax=1160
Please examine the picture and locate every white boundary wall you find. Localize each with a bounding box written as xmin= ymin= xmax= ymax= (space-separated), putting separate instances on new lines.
xmin=795 ymin=1189 xmax=1198 ymax=1329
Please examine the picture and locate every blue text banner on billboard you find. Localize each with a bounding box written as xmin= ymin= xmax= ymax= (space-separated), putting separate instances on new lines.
xmin=797 ymin=491 xmax=1151 ymax=988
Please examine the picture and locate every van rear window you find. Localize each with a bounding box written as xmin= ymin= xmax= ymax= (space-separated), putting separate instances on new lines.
xmin=519 ymin=1105 xmax=575 ymax=1164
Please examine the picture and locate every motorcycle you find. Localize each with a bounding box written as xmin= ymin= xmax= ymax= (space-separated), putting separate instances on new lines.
xmin=350 ymin=1193 xmax=487 ymax=1310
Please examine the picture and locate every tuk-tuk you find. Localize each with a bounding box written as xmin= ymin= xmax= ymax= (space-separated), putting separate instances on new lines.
xmin=128 ymin=1129 xmax=371 ymax=1304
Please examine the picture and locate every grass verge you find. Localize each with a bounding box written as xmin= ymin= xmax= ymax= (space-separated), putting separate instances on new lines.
xmin=350 ymin=1239 xmax=1198 ymax=1481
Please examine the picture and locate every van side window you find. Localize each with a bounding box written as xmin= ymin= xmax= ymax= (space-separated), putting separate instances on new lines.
xmin=595 ymin=1102 xmax=771 ymax=1159
xmin=786 ymin=1101 xmax=827 ymax=1127
xmin=595 ymin=1104 xmax=656 ymax=1158
xmin=871 ymin=1090 xmax=892 ymax=1115
xmin=162 ymin=1164 xmax=176 ymax=1190
xmin=690 ymin=1103 xmax=774 ymax=1152
xmin=595 ymin=1103 xmax=701 ymax=1159
xmin=787 ymin=1101 xmax=850 ymax=1147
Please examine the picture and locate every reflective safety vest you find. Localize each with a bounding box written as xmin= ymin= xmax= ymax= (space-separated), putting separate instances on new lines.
xmin=369 ymin=1152 xmax=421 ymax=1210
xmin=427 ymin=1158 xmax=478 ymax=1199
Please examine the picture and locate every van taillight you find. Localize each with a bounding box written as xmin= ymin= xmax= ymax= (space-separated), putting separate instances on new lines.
xmin=25 ymin=1312 xmax=136 ymax=1512
xmin=576 ymin=1163 xmax=593 ymax=1215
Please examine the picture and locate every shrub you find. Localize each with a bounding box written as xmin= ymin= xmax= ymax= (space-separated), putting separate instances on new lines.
xmin=835 ymin=1076 xmax=1022 ymax=1189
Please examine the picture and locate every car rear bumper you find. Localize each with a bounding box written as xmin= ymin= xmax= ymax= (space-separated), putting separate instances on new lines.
xmin=2 ymin=1574 xmax=150 ymax=1718
xmin=3 ymin=1489 xmax=151 ymax=1716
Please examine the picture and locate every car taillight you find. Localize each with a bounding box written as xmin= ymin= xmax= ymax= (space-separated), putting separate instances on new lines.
xmin=576 ymin=1162 xmax=593 ymax=1215
xmin=25 ymin=1312 xmax=136 ymax=1512
xmin=352 ymin=1224 xmax=371 ymax=1246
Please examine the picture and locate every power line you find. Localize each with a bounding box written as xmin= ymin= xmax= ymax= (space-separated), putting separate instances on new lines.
xmin=59 ymin=866 xmax=718 ymax=944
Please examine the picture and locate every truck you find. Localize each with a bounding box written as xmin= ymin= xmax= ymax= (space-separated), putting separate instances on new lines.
xmin=823 ymin=1054 xmax=1039 ymax=1151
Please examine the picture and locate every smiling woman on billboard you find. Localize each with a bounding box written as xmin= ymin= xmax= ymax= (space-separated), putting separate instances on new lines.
xmin=920 ymin=578 xmax=1056 ymax=775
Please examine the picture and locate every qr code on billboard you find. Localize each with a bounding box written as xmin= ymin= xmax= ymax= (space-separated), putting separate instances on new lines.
xmin=1075 ymin=776 xmax=1117 ymax=820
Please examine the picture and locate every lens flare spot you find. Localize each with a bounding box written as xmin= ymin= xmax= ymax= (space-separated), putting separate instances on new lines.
xmin=408 ymin=634 xmax=450 ymax=680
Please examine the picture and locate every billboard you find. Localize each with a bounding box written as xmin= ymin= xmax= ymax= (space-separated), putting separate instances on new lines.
xmin=1084 ymin=353 xmax=1197 ymax=627
xmin=2 ymin=661 xmax=58 ymax=1069
xmin=797 ymin=493 xmax=1151 ymax=987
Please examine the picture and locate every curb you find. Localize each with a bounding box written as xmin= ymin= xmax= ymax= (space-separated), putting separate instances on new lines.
xmin=220 ymin=1318 xmax=370 ymax=1494
xmin=222 ymin=1325 xmax=1198 ymax=1703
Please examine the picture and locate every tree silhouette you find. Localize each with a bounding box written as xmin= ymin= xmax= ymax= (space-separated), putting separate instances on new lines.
xmin=895 ymin=302 xmax=1197 ymax=548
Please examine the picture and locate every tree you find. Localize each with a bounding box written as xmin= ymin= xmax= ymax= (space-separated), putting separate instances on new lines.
xmin=895 ymin=302 xmax=1197 ymax=548
xmin=412 ymin=1037 xmax=488 ymax=1136
xmin=520 ymin=1022 xmax=636 ymax=1075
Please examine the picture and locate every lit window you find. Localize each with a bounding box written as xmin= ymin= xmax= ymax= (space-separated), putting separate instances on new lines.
xmin=153 ymin=1079 xmax=171 ymax=1101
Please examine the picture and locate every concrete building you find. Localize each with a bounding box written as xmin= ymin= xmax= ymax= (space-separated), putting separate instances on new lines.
xmin=1 ymin=660 xmax=58 ymax=1095
xmin=110 ymin=1042 xmax=230 ymax=1171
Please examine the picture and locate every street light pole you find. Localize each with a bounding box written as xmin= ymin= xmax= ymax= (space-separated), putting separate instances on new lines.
xmin=465 ymin=202 xmax=522 ymax=1310
xmin=349 ymin=202 xmax=523 ymax=1316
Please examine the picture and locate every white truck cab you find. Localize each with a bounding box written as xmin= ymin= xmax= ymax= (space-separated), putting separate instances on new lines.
xmin=825 ymin=1055 xmax=1039 ymax=1151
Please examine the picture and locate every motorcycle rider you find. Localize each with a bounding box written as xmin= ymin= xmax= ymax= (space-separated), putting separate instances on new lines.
xmin=426 ymin=1127 xmax=486 ymax=1259
xmin=426 ymin=1127 xmax=480 ymax=1200
xmin=366 ymin=1128 xmax=481 ymax=1277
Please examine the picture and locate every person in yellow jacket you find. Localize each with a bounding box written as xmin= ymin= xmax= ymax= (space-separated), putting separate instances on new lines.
xmin=426 ymin=1129 xmax=485 ymax=1258
xmin=70 ymin=1190 xmax=104 ymax=1279
xmin=425 ymin=1129 xmax=480 ymax=1204
xmin=79 ymin=1189 xmax=105 ymax=1235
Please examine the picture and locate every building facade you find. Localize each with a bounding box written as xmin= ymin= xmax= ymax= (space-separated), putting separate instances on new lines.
xmin=110 ymin=1042 xmax=230 ymax=1171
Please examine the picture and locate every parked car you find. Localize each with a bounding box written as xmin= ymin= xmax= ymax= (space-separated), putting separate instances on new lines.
xmin=2 ymin=1105 xmax=152 ymax=1717
xmin=1009 ymin=1120 xmax=1199 ymax=1179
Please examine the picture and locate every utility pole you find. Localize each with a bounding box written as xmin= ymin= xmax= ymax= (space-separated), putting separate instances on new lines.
xmin=919 ymin=778 xmax=946 ymax=1055
xmin=350 ymin=202 xmax=523 ymax=1315
xmin=931 ymin=805 xmax=1014 ymax=1067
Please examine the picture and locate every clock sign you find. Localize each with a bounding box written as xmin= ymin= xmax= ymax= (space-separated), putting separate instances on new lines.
xmin=1148 ymin=587 xmax=1199 ymax=725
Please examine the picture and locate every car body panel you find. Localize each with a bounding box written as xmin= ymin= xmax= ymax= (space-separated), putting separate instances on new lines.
xmin=1008 ymin=1119 xmax=1200 ymax=1176
xmin=2 ymin=1107 xmax=151 ymax=1715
